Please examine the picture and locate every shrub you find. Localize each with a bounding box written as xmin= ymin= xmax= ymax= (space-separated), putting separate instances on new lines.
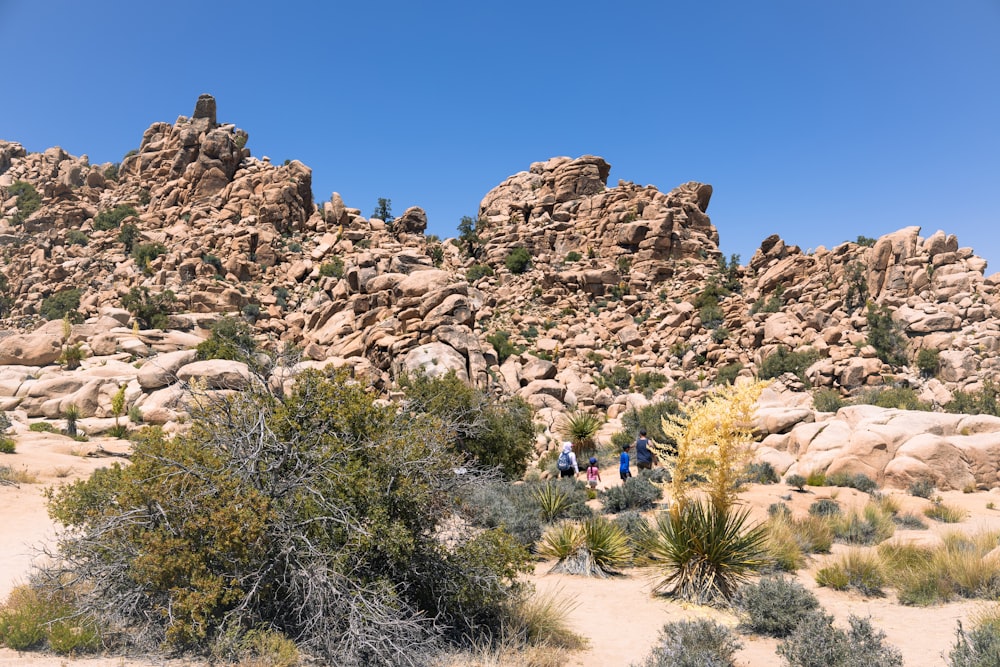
xmin=601 ymin=365 xmax=632 ymax=391
xmin=504 ymin=247 xmax=531 ymax=274
xmin=765 ymin=513 xmax=805 ymax=572
xmin=949 ymin=614 xmax=1000 ymax=667
xmin=196 ymin=315 xmax=258 ymax=366
xmin=867 ymin=303 xmax=908 ymax=367
xmin=7 ymin=180 xmax=41 ymax=224
xmin=806 ymin=469 xmax=827 ymax=487
xmin=532 ymin=482 xmax=574 ymax=522
xmin=825 ymin=471 xmax=878 ymax=493
xmin=715 ymin=362 xmax=742 ymax=385
xmin=118 ymin=223 xmax=140 ymax=252
xmin=786 ymin=474 xmax=807 ymax=491
xmin=833 ymin=503 xmax=895 ymax=545
xmin=742 ymin=461 xmax=779 ymax=485
xmin=45 ymin=369 xmax=531 ymax=661
xmin=121 ymin=286 xmax=176 ymax=329
xmin=39 ymin=288 xmax=82 ymax=321
xmin=501 ymin=588 xmax=586 ymax=651
xmin=893 ymin=512 xmax=928 ymax=530
xmin=65 ymin=229 xmax=88 ymax=246
xmin=0 ymin=438 xmax=13 ymax=454
xmin=908 ymin=478 xmax=935 ymax=498
xmin=0 ymin=584 xmax=100 ymax=654
xmin=856 ymin=386 xmax=931 ymax=411
xmin=319 ymin=257 xmax=344 ymax=278
xmin=646 ymin=501 xmax=768 ymax=603
xmin=600 ymin=475 xmax=662 ymax=513
xmin=945 ymin=380 xmax=1000 ymax=417
xmin=465 ymin=263 xmax=494 ymax=282
xmin=711 ymin=326 xmax=731 ymax=344
xmin=565 ymin=251 xmax=582 ymax=263
xmin=778 ymin=613 xmax=902 ymax=667
xmin=631 ymin=618 xmax=742 ymax=667
xmin=917 ymin=348 xmax=941 ymax=377
xmin=486 ymin=330 xmax=521 ymax=364
xmin=59 ymin=343 xmax=86 ymax=370
xmin=132 ymin=242 xmax=166 ymax=271
xmin=613 ymin=511 xmax=653 ymax=550
xmin=93 ymin=204 xmax=137 ymax=231
xmin=813 ymin=388 xmax=847 ymax=412
xmin=400 ymin=371 xmax=534 ymax=479
xmin=733 ymin=575 xmax=820 ymax=637
xmin=634 ymin=371 xmax=668 ymax=397
xmin=758 ymin=346 xmax=819 ymax=384
xmin=809 ymin=498 xmax=842 ymax=517
xmin=28 ymin=422 xmax=55 ymax=433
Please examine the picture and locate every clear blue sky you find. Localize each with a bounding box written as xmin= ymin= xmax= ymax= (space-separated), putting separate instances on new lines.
xmin=2 ymin=1 xmax=998 ymax=271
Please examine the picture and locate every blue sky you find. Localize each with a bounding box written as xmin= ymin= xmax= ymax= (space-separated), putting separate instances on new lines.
xmin=2 ymin=1 xmax=998 ymax=271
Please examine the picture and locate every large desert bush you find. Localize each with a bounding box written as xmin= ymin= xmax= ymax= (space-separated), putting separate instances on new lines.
xmin=43 ymin=369 xmax=531 ymax=664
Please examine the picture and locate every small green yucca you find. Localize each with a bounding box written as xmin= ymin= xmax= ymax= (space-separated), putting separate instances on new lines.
xmin=532 ymin=482 xmax=572 ymax=522
xmin=538 ymin=517 xmax=631 ymax=577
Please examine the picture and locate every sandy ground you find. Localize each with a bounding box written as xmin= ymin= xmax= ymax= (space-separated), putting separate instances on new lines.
xmin=4 ymin=435 xmax=1000 ymax=666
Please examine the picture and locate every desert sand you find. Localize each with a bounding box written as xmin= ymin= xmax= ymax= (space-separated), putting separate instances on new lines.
xmin=4 ymin=434 xmax=1000 ymax=666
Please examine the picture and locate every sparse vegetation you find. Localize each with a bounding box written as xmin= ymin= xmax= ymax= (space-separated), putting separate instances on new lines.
xmin=93 ymin=204 xmax=138 ymax=231
xmin=758 ymin=346 xmax=819 ymax=384
xmin=120 ymin=286 xmax=176 ymax=329
xmin=505 ymin=247 xmax=532 ymax=274
xmin=319 ymin=257 xmax=344 ymax=278
xmin=866 ymin=303 xmax=908 ymax=367
xmin=39 ymin=288 xmax=82 ymax=321
xmin=631 ymin=618 xmax=742 ymax=667
xmin=778 ymin=613 xmax=902 ymax=667
xmin=733 ymin=575 xmax=820 ymax=637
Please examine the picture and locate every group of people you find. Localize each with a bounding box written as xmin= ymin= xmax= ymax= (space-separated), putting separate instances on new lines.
xmin=556 ymin=428 xmax=654 ymax=487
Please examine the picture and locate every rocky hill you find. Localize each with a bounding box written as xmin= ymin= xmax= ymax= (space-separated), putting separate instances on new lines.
xmin=3 ymin=95 xmax=1000 ymax=488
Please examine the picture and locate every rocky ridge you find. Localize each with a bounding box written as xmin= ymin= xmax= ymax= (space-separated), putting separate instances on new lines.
xmin=2 ymin=95 xmax=1000 ymax=489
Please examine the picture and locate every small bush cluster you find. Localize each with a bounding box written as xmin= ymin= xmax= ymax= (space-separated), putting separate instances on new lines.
xmin=600 ymin=475 xmax=662 ymax=513
xmin=465 ymin=263 xmax=494 ymax=282
xmin=950 ymin=611 xmax=1000 ymax=667
xmin=856 ymin=386 xmax=931 ymax=411
xmin=505 ymin=247 xmax=531 ymax=274
xmin=0 ymin=584 xmax=100 ymax=654
xmin=813 ymin=388 xmax=847 ymax=412
xmin=742 ymin=462 xmax=779 ymax=485
xmin=831 ymin=502 xmax=895 ymax=545
xmin=908 ymin=478 xmax=935 ymax=498
xmin=93 ymin=204 xmax=138 ymax=231
xmin=778 ymin=613 xmax=903 ymax=667
xmin=121 ymin=286 xmax=176 ymax=329
xmin=8 ymin=180 xmax=41 ymax=224
xmin=319 ymin=257 xmax=345 ymax=278
xmin=40 ymin=288 xmax=82 ymax=321
xmin=758 ymin=346 xmax=819 ymax=384
xmin=632 ymin=618 xmax=741 ymax=667
xmin=733 ymin=576 xmax=819 ymax=637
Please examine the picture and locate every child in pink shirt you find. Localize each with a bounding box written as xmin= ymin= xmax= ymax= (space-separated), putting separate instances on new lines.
xmin=586 ymin=457 xmax=602 ymax=489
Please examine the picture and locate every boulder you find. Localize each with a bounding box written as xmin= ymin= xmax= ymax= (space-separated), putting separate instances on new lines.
xmin=0 ymin=333 xmax=62 ymax=366
xmin=176 ymin=359 xmax=252 ymax=390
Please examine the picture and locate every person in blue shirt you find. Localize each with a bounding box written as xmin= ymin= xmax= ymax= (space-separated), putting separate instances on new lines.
xmin=619 ymin=443 xmax=632 ymax=483
xmin=635 ymin=428 xmax=654 ymax=470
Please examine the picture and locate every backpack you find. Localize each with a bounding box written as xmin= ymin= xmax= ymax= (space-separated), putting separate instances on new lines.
xmin=557 ymin=451 xmax=572 ymax=472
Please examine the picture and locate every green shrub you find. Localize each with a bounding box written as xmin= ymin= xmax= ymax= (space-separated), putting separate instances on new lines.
xmin=600 ymin=475 xmax=662 ymax=513
xmin=401 ymin=371 xmax=534 ymax=479
xmin=809 ymin=498 xmax=842 ymax=517
xmin=825 ymin=471 xmax=878 ymax=493
xmin=778 ymin=613 xmax=902 ymax=667
xmin=613 ymin=511 xmax=653 ymax=549
xmin=908 ymin=478 xmax=935 ymax=498
xmin=28 ymin=422 xmax=55 ymax=433
xmin=893 ymin=512 xmax=928 ymax=530
xmin=466 ymin=478 xmax=591 ymax=548
xmin=785 ymin=474 xmax=807 ymax=491
xmin=486 ymin=330 xmax=521 ymax=365
xmin=319 ymin=257 xmax=344 ymax=278
xmin=813 ymin=388 xmax=846 ymax=412
xmin=743 ymin=461 xmax=779 ymax=484
xmin=758 ymin=346 xmax=819 ymax=383
xmin=601 ymin=365 xmax=632 ymax=390
xmin=925 ymin=501 xmax=966 ymax=523
xmin=646 ymin=501 xmax=768 ymax=603
xmin=59 ymin=343 xmax=86 ymax=370
xmin=632 ymin=618 xmax=742 ymax=667
xmin=504 ymin=247 xmax=531 ymax=274
xmin=867 ymin=303 xmax=908 ymax=367
xmin=118 ymin=223 xmax=140 ymax=252
xmin=945 ymin=380 xmax=1000 ymax=417
xmin=132 ymin=242 xmax=166 ymax=271
xmin=806 ymin=470 xmax=827 ymax=487
xmin=733 ymin=575 xmax=819 ymax=637
xmin=856 ymin=235 xmax=877 ymax=247
xmin=856 ymin=386 xmax=931 ymax=411
xmin=558 ymin=411 xmax=602 ymax=459
xmin=634 ymin=371 xmax=668 ymax=397
xmin=711 ymin=326 xmax=731 ymax=343
xmin=715 ymin=362 xmax=742 ymax=385
xmin=833 ymin=504 xmax=895 ymax=545
xmin=65 ymin=230 xmax=88 ymax=246
xmin=0 ymin=438 xmax=13 ymax=454
xmin=93 ymin=204 xmax=137 ymax=231
xmin=46 ymin=369 xmax=531 ymax=661
xmin=8 ymin=180 xmax=41 ymax=224
xmin=120 ymin=286 xmax=176 ymax=329
xmin=676 ymin=378 xmax=698 ymax=393
xmin=465 ymin=263 xmax=494 ymax=282
xmin=39 ymin=288 xmax=82 ymax=321
xmin=565 ymin=251 xmax=582 ymax=263
xmin=0 ymin=585 xmax=100 ymax=654
xmin=916 ymin=348 xmax=940 ymax=377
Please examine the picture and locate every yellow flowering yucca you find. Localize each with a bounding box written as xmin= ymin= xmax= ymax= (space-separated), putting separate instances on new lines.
xmin=659 ymin=379 xmax=769 ymax=512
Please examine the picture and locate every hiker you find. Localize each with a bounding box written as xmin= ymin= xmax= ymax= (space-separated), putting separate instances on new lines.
xmin=635 ymin=428 xmax=654 ymax=470
xmin=619 ymin=443 xmax=632 ymax=483
xmin=557 ymin=441 xmax=579 ymax=478
xmin=586 ymin=456 xmax=602 ymax=489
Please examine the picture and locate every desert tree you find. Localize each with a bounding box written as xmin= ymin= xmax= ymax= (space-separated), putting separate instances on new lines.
xmin=42 ymin=368 xmax=530 ymax=664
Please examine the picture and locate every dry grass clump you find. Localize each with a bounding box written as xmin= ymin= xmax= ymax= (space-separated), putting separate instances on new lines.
xmin=765 ymin=512 xmax=833 ymax=572
xmin=831 ymin=501 xmax=895 ymax=545
xmin=816 ymin=548 xmax=886 ymax=597
xmin=0 ymin=465 xmax=38 ymax=486
xmin=925 ymin=500 xmax=967 ymax=523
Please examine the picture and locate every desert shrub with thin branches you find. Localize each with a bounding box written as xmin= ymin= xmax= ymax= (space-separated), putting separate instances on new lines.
xmin=465 ymin=478 xmax=592 ymax=548
xmin=733 ymin=575 xmax=820 ymax=637
xmin=832 ymin=502 xmax=895 ymax=545
xmin=631 ymin=618 xmax=742 ymax=667
xmin=599 ymin=475 xmax=662 ymax=513
xmin=949 ymin=606 xmax=1000 ymax=667
xmin=908 ymin=478 xmax=935 ymax=498
xmin=0 ymin=583 xmax=100 ymax=653
xmin=778 ymin=613 xmax=902 ymax=667
xmin=42 ymin=369 xmax=532 ymax=663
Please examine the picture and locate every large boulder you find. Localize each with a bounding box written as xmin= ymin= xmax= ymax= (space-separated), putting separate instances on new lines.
xmin=0 ymin=333 xmax=62 ymax=366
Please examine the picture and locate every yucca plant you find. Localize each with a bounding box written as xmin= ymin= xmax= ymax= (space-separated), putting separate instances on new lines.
xmin=645 ymin=501 xmax=768 ymax=603
xmin=558 ymin=411 xmax=603 ymax=458
xmin=532 ymin=481 xmax=573 ymax=522
xmin=538 ymin=518 xmax=631 ymax=577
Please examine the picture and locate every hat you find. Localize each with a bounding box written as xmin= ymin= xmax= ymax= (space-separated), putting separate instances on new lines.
xmin=562 ymin=441 xmax=573 ymax=453
xmin=589 ymin=457 xmax=597 ymax=464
